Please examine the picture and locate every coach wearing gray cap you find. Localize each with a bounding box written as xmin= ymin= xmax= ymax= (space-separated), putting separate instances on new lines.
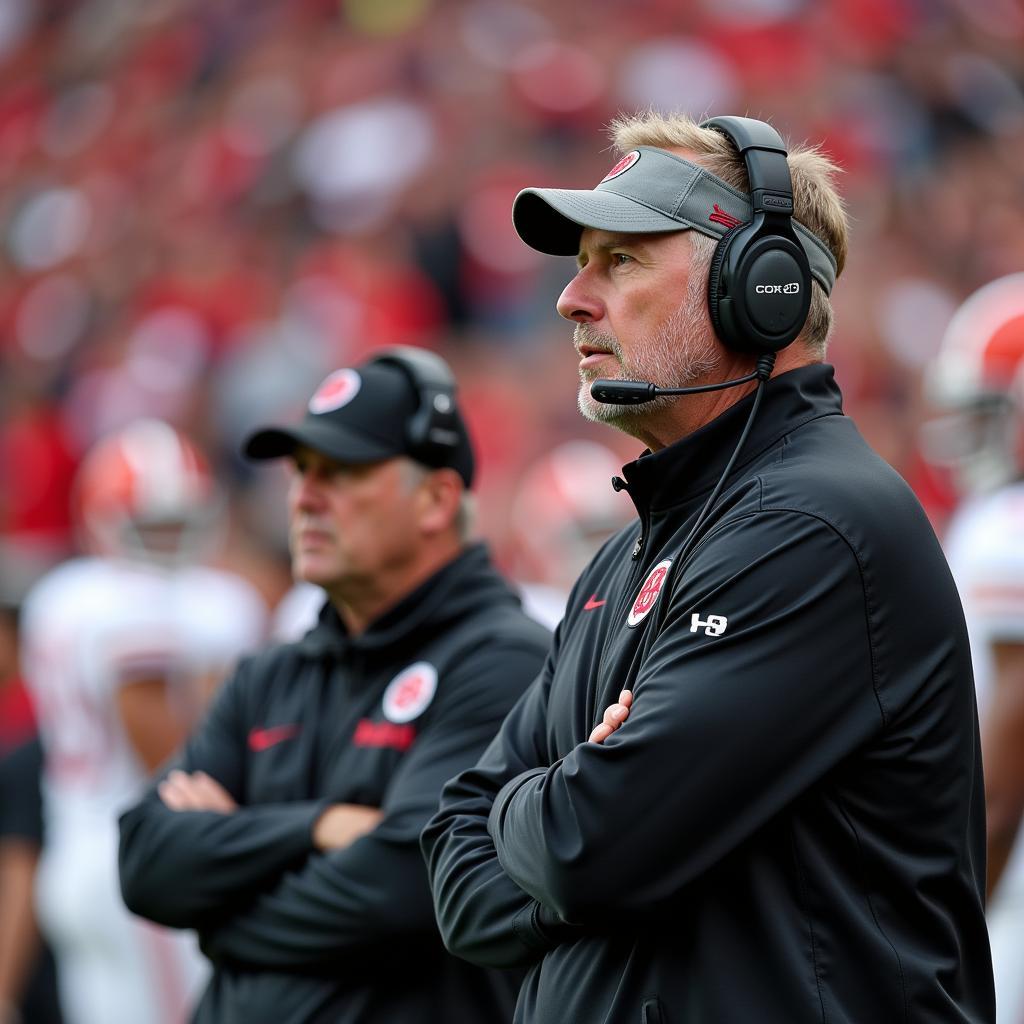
xmin=424 ymin=114 xmax=995 ymax=1023
xmin=119 ymin=347 xmax=551 ymax=1024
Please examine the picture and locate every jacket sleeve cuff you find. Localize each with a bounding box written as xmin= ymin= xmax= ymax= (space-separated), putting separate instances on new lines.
xmin=302 ymin=798 xmax=334 ymax=848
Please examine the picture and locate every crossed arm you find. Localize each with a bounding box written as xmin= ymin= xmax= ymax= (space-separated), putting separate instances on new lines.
xmin=158 ymin=770 xmax=382 ymax=851
xmin=195 ymin=645 xmax=548 ymax=970
xmin=118 ymin=664 xmax=329 ymax=928
xmin=151 ymin=680 xmax=633 ymax=965
xmin=426 ymin=512 xmax=879 ymax=961
xmin=121 ymin=643 xmax=550 ymax=970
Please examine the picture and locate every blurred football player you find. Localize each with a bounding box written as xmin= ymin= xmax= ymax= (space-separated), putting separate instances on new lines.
xmin=0 ymin=599 xmax=62 ymax=1024
xmin=21 ymin=419 xmax=268 ymax=1024
xmin=922 ymin=271 xmax=1024 ymax=1023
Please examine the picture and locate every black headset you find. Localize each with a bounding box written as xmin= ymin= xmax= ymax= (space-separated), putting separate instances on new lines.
xmin=701 ymin=116 xmax=812 ymax=356
xmin=367 ymin=346 xmax=466 ymax=469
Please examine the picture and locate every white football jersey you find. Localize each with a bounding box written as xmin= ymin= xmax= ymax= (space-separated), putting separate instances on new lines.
xmin=516 ymin=581 xmax=568 ymax=633
xmin=22 ymin=555 xmax=267 ymax=1024
xmin=943 ymin=481 xmax=1024 ymax=1024
xmin=22 ymin=556 xmax=268 ymax=828
xmin=944 ymin=483 xmax=1024 ymax=716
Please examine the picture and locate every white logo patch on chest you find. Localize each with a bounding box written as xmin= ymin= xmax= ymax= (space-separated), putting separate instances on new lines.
xmin=382 ymin=662 xmax=438 ymax=723
xmin=627 ymin=558 xmax=673 ymax=627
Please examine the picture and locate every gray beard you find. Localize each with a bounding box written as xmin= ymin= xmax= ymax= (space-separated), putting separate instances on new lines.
xmin=575 ymin=291 xmax=721 ymax=435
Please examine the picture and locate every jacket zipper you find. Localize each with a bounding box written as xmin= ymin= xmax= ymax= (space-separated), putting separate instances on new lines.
xmin=590 ymin=506 xmax=654 ymax=711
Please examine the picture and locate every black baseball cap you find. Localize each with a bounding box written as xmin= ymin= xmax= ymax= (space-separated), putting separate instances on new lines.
xmin=244 ymin=355 xmax=476 ymax=487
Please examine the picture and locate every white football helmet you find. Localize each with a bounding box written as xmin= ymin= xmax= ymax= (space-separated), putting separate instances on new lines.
xmin=921 ymin=272 xmax=1024 ymax=495
xmin=72 ymin=419 xmax=221 ymax=563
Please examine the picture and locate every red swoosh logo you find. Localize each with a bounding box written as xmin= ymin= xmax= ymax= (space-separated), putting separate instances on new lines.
xmin=583 ymin=594 xmax=607 ymax=611
xmin=248 ymin=724 xmax=301 ymax=752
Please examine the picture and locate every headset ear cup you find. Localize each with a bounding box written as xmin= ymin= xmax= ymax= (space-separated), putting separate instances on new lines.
xmin=370 ymin=346 xmax=456 ymax=458
xmin=706 ymin=225 xmax=742 ymax=350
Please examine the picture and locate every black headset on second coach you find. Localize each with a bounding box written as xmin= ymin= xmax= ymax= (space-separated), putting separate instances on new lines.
xmin=367 ymin=346 xmax=474 ymax=479
xmin=702 ymin=115 xmax=813 ymax=356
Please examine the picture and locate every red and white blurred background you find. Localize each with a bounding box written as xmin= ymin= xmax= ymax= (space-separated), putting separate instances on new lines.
xmin=1 ymin=0 xmax=1022 ymax=607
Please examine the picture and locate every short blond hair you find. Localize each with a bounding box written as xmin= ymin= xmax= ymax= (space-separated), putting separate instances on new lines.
xmin=609 ymin=112 xmax=848 ymax=357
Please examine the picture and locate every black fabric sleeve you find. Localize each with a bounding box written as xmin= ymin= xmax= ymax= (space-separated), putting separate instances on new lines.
xmin=118 ymin=661 xmax=323 ymax=929
xmin=488 ymin=511 xmax=884 ymax=922
xmin=0 ymin=737 xmax=44 ymax=844
xmin=199 ymin=641 xmax=548 ymax=970
xmin=421 ymin=632 xmax=582 ymax=969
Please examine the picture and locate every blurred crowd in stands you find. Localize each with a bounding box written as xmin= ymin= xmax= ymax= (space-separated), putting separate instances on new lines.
xmin=1 ymin=0 xmax=1023 ymax=607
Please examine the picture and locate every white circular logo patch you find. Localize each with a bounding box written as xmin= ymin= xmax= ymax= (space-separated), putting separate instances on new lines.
xmin=309 ymin=369 xmax=361 ymax=414
xmin=382 ymin=662 xmax=438 ymax=723
xmin=599 ymin=150 xmax=640 ymax=183
xmin=627 ymin=558 xmax=672 ymax=628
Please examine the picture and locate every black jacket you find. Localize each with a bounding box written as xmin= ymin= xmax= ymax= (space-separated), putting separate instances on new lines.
xmin=423 ymin=366 xmax=995 ymax=1024
xmin=119 ymin=544 xmax=550 ymax=1024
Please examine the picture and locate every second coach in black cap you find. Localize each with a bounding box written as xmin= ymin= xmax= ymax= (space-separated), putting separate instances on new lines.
xmin=119 ymin=346 xmax=551 ymax=1024
xmin=245 ymin=347 xmax=476 ymax=488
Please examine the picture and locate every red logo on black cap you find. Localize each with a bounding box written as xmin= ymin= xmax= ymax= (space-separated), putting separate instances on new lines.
xmin=309 ymin=369 xmax=361 ymax=414
xmin=600 ymin=151 xmax=640 ymax=184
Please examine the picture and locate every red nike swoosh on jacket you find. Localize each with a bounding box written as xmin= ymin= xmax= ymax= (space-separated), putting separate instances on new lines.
xmin=583 ymin=594 xmax=607 ymax=610
xmin=247 ymin=724 xmax=301 ymax=751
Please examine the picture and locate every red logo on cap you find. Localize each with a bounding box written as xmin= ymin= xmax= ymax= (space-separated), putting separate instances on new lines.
xmin=709 ymin=204 xmax=742 ymax=230
xmin=309 ymin=369 xmax=361 ymax=414
xmin=599 ymin=151 xmax=640 ymax=184
xmin=627 ymin=558 xmax=672 ymax=627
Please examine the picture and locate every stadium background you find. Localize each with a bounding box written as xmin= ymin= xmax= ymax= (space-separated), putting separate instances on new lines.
xmin=1 ymin=0 xmax=1023 ymax=607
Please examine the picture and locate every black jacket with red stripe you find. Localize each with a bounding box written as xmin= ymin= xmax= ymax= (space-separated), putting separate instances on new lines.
xmin=118 ymin=543 xmax=550 ymax=1024
xmin=423 ymin=365 xmax=995 ymax=1024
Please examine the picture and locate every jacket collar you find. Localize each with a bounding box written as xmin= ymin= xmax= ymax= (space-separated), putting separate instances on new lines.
xmin=620 ymin=363 xmax=844 ymax=514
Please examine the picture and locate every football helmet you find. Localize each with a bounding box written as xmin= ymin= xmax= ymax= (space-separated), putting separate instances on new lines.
xmin=922 ymin=272 xmax=1024 ymax=495
xmin=72 ymin=419 xmax=221 ymax=563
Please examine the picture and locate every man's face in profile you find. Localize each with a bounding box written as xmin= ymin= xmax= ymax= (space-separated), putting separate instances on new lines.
xmin=557 ymin=228 xmax=720 ymax=427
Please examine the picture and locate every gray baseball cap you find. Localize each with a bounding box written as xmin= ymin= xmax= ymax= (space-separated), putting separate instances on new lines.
xmin=512 ymin=146 xmax=837 ymax=295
